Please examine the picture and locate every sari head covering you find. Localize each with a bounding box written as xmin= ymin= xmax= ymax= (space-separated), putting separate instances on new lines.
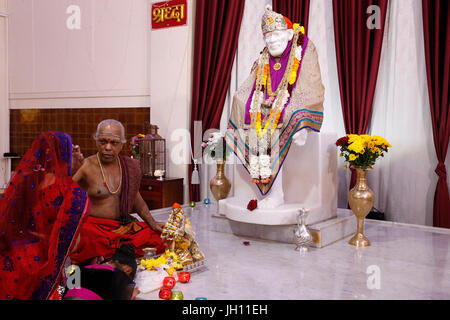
xmin=0 ymin=132 xmax=90 ymax=300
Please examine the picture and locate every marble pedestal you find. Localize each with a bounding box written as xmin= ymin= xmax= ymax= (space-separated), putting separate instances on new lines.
xmin=218 ymin=132 xmax=337 ymax=226
xmin=212 ymin=208 xmax=356 ymax=248
xmin=219 ymin=132 xmax=338 ymax=226
xmin=217 ymin=132 xmax=344 ymax=247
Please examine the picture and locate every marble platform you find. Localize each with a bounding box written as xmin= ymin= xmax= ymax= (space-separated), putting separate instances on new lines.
xmin=212 ymin=208 xmax=356 ymax=248
xmin=136 ymin=203 xmax=450 ymax=300
xmin=221 ymin=132 xmax=339 ymax=226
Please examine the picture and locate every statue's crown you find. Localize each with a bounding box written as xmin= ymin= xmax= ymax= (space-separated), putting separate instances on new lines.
xmin=261 ymin=5 xmax=293 ymax=35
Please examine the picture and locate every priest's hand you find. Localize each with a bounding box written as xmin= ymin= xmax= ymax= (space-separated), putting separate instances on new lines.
xmin=134 ymin=193 xmax=165 ymax=233
xmin=71 ymin=144 xmax=84 ymax=175
xmin=150 ymin=221 xmax=165 ymax=233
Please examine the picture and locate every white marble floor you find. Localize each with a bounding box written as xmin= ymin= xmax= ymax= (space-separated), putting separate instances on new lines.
xmin=137 ymin=204 xmax=450 ymax=300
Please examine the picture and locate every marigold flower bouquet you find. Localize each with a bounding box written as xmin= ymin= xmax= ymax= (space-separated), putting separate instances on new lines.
xmin=336 ymin=134 xmax=392 ymax=247
xmin=336 ymin=134 xmax=392 ymax=170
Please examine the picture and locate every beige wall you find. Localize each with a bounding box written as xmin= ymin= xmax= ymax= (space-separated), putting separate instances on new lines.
xmin=4 ymin=0 xmax=195 ymax=202
xmin=150 ymin=0 xmax=194 ymax=203
xmin=8 ymin=0 xmax=151 ymax=109
xmin=0 ymin=0 xmax=8 ymax=187
xmin=0 ymin=0 xmax=7 ymax=12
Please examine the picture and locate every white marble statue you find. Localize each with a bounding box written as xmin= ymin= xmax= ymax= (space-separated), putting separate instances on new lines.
xmin=257 ymin=16 xmax=308 ymax=209
xmin=225 ymin=5 xmax=325 ymax=211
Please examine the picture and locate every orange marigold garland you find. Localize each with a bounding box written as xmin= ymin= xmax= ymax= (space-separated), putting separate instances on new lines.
xmin=248 ymin=25 xmax=305 ymax=184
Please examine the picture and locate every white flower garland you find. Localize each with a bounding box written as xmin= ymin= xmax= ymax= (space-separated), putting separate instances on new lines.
xmin=259 ymin=155 xmax=271 ymax=179
xmin=248 ymin=26 xmax=303 ymax=183
xmin=249 ymin=155 xmax=260 ymax=179
xmin=249 ymin=154 xmax=271 ymax=180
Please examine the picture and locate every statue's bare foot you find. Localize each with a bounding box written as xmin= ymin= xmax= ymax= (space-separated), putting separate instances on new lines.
xmin=258 ymin=196 xmax=284 ymax=209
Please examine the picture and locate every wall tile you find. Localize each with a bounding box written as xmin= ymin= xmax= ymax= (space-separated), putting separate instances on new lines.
xmin=10 ymin=107 xmax=150 ymax=170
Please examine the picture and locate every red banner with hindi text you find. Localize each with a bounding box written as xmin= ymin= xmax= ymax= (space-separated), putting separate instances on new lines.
xmin=151 ymin=0 xmax=187 ymax=29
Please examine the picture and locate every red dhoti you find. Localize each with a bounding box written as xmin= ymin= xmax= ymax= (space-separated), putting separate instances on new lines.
xmin=70 ymin=216 xmax=167 ymax=265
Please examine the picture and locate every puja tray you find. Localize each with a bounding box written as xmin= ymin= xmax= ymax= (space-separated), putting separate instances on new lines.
xmin=181 ymin=259 xmax=206 ymax=273
xmin=139 ymin=249 xmax=206 ymax=273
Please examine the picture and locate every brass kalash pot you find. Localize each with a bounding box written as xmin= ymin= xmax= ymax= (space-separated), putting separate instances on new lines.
xmin=348 ymin=167 xmax=374 ymax=247
xmin=138 ymin=124 xmax=166 ymax=177
xmin=209 ymin=159 xmax=231 ymax=202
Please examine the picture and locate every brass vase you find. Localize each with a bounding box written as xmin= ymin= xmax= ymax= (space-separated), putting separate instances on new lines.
xmin=348 ymin=167 xmax=374 ymax=247
xmin=210 ymin=159 xmax=231 ymax=202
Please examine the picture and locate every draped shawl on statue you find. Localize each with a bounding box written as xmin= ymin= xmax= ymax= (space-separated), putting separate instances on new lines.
xmin=225 ymin=36 xmax=324 ymax=195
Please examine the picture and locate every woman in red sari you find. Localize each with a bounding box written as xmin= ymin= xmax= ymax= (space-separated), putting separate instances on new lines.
xmin=0 ymin=132 xmax=90 ymax=300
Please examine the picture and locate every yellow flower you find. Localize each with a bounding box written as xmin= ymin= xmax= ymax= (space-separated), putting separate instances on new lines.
xmin=372 ymin=135 xmax=392 ymax=149
xmin=348 ymin=141 xmax=365 ymax=154
xmin=141 ymin=258 xmax=158 ymax=270
xmin=293 ymin=24 xmax=305 ymax=34
xmin=166 ymin=267 xmax=176 ymax=277
xmin=163 ymin=249 xmax=171 ymax=258
xmin=169 ymin=253 xmax=178 ymax=262
xmin=346 ymin=134 xmax=359 ymax=142
xmin=372 ymin=135 xmax=386 ymax=145
xmin=343 ymin=165 xmax=348 ymax=169
xmin=289 ymin=58 xmax=300 ymax=85
xmin=339 ymin=152 xmax=343 ymax=157
xmin=289 ymin=71 xmax=298 ymax=85
xmin=339 ymin=134 xmax=391 ymax=168
xmin=153 ymin=256 xmax=167 ymax=266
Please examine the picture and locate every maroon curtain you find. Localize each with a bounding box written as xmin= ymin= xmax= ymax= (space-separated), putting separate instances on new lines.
xmin=332 ymin=0 xmax=388 ymax=188
xmin=422 ymin=0 xmax=450 ymax=228
xmin=273 ymin=0 xmax=311 ymax=34
xmin=189 ymin=0 xmax=245 ymax=202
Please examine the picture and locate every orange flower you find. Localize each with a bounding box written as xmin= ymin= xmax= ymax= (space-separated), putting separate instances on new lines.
xmin=263 ymin=64 xmax=269 ymax=86
xmin=273 ymin=112 xmax=282 ymax=130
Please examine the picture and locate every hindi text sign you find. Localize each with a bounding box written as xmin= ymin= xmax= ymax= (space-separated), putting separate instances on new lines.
xmin=152 ymin=0 xmax=187 ymax=29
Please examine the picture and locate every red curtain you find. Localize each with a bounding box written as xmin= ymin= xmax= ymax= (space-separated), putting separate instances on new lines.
xmin=422 ymin=0 xmax=450 ymax=228
xmin=332 ymin=0 xmax=388 ymax=188
xmin=273 ymin=0 xmax=311 ymax=34
xmin=189 ymin=0 xmax=245 ymax=202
